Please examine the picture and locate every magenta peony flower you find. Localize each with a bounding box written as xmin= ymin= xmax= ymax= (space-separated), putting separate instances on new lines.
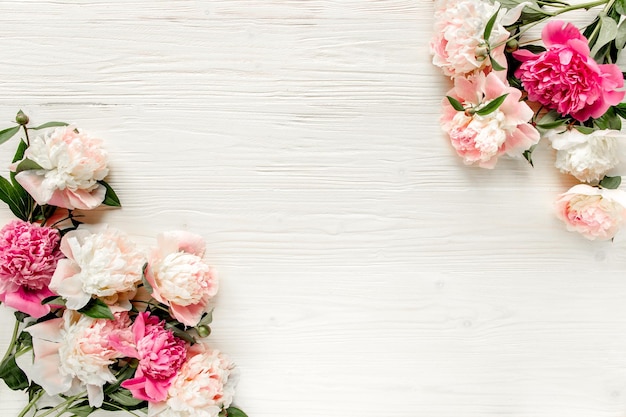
xmin=111 ymin=312 xmax=187 ymax=402
xmin=514 ymin=20 xmax=624 ymax=122
xmin=0 ymin=220 xmax=64 ymax=317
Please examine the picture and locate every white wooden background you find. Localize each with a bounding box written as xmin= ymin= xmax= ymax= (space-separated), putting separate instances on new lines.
xmin=0 ymin=1 xmax=625 ymax=416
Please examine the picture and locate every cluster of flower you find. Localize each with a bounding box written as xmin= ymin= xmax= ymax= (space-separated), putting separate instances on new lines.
xmin=431 ymin=0 xmax=626 ymax=240
xmin=0 ymin=111 xmax=246 ymax=417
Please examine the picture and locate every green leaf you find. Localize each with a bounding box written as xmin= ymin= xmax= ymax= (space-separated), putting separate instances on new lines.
xmin=593 ymin=107 xmax=622 ymax=130
xmin=475 ymin=94 xmax=509 ymax=116
xmin=616 ymin=0 xmax=626 ymax=15
xmin=12 ymin=139 xmax=27 ymax=164
xmin=66 ymin=404 xmax=94 ymax=417
xmin=165 ymin=322 xmax=196 ymax=344
xmin=41 ymin=296 xmax=66 ymax=306
xmin=483 ymin=9 xmax=500 ymax=40
xmin=14 ymin=158 xmax=43 ymax=173
xmin=523 ymin=144 xmax=537 ymax=167
xmin=224 ymin=407 xmax=249 ymax=417
xmin=519 ymin=45 xmax=546 ymax=54
xmin=0 ymin=125 xmax=20 ymax=146
xmin=0 ymin=354 xmax=29 ymax=390
xmin=446 ymin=96 xmax=465 ymax=112
xmin=575 ymin=126 xmax=596 ymax=135
xmin=590 ymin=16 xmax=618 ymax=58
xmin=489 ymin=54 xmax=506 ymax=71
xmin=600 ymin=175 xmax=622 ymax=189
xmin=198 ymin=309 xmax=214 ymax=326
xmin=14 ymin=311 xmax=28 ymax=322
xmin=616 ymin=18 xmax=626 ymax=50
xmin=98 ymin=180 xmax=121 ymax=207
xmin=78 ymin=298 xmax=114 ymax=320
xmin=30 ymin=121 xmax=69 ymax=130
xmin=616 ymin=103 xmax=626 ymax=119
xmin=141 ymin=263 xmax=153 ymax=295
xmin=108 ymin=389 xmax=145 ymax=407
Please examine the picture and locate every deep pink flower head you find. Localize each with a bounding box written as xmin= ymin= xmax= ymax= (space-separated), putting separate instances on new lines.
xmin=514 ymin=20 xmax=624 ymax=122
xmin=111 ymin=312 xmax=187 ymax=402
xmin=0 ymin=220 xmax=64 ymax=317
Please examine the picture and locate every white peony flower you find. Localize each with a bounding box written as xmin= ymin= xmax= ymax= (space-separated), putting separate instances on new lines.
xmin=13 ymin=126 xmax=109 ymax=210
xmin=547 ymin=128 xmax=626 ymax=183
xmin=50 ymin=227 xmax=146 ymax=310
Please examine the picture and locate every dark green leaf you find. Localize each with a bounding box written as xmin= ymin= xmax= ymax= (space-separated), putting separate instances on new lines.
xmin=78 ymin=298 xmax=114 ymax=320
xmin=225 ymin=407 xmax=249 ymax=417
xmin=108 ymin=389 xmax=145 ymax=407
xmin=483 ymin=9 xmax=500 ymax=40
xmin=0 ymin=355 xmax=29 ymax=390
xmin=14 ymin=311 xmax=28 ymax=322
xmin=593 ymin=107 xmax=622 ymax=130
xmin=600 ymin=175 xmax=622 ymax=189
xmin=536 ymin=120 xmax=567 ymax=130
xmin=12 ymin=139 xmax=27 ymax=164
xmin=475 ymin=94 xmax=509 ymax=116
xmin=14 ymin=159 xmax=43 ymax=173
xmin=98 ymin=180 xmax=121 ymax=207
xmin=41 ymin=296 xmax=66 ymax=306
xmin=446 ymin=96 xmax=465 ymax=112
xmin=0 ymin=126 xmax=20 ymax=146
xmin=616 ymin=0 xmax=626 ymax=16
xmin=0 ymin=175 xmax=28 ymax=220
xmin=519 ymin=45 xmax=546 ymax=54
xmin=523 ymin=144 xmax=537 ymax=167
xmin=489 ymin=54 xmax=506 ymax=71
xmin=616 ymin=103 xmax=626 ymax=119
xmin=30 ymin=121 xmax=69 ymax=130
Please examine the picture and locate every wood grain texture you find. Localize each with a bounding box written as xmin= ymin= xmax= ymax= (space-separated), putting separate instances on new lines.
xmin=0 ymin=1 xmax=625 ymax=416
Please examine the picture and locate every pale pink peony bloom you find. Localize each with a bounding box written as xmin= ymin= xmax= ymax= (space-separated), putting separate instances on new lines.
xmin=148 ymin=342 xmax=238 ymax=417
xmin=0 ymin=220 xmax=64 ymax=318
xmin=145 ymin=232 xmax=218 ymax=327
xmin=50 ymin=227 xmax=146 ymax=310
xmin=441 ymin=72 xmax=540 ymax=168
xmin=555 ymin=184 xmax=626 ymax=240
xmin=431 ymin=0 xmax=527 ymax=79
xmin=20 ymin=310 xmax=132 ymax=407
xmin=546 ymin=128 xmax=626 ymax=183
xmin=110 ymin=312 xmax=187 ymax=402
xmin=13 ymin=126 xmax=109 ymax=210
xmin=514 ymin=20 xmax=625 ymax=122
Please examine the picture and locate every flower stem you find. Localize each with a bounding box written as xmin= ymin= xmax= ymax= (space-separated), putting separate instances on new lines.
xmin=553 ymin=0 xmax=610 ymax=14
xmin=16 ymin=390 xmax=44 ymax=417
xmin=1 ymin=319 xmax=21 ymax=363
xmin=102 ymin=401 xmax=144 ymax=417
xmin=22 ymin=125 xmax=30 ymax=147
xmin=35 ymin=392 xmax=86 ymax=417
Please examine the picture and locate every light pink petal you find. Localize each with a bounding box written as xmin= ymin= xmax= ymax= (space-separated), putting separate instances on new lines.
xmin=484 ymin=72 xmax=506 ymax=100
xmin=14 ymin=171 xmax=53 ymax=205
xmin=157 ymin=231 xmax=206 ymax=257
xmin=452 ymin=76 xmax=480 ymax=104
xmin=144 ymin=268 xmax=166 ymax=305
xmin=50 ymin=266 xmax=91 ymax=310
xmin=25 ymin=317 xmax=64 ymax=342
xmin=170 ymin=301 xmax=205 ymax=327
xmin=543 ymin=20 xmax=585 ymax=48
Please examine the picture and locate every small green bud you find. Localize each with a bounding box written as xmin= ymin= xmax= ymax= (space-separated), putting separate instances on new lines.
xmin=15 ymin=110 xmax=29 ymax=126
xmin=506 ymin=39 xmax=519 ymax=53
xmin=196 ymin=325 xmax=211 ymax=338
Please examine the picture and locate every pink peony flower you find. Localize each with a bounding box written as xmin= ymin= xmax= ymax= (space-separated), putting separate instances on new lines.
xmin=50 ymin=227 xmax=146 ymax=310
xmin=110 ymin=312 xmax=187 ymax=402
xmin=19 ymin=310 xmax=132 ymax=407
xmin=148 ymin=342 xmax=238 ymax=417
xmin=555 ymin=184 xmax=626 ymax=240
xmin=13 ymin=126 xmax=109 ymax=210
xmin=441 ymin=72 xmax=540 ymax=168
xmin=514 ymin=20 xmax=625 ymax=122
xmin=145 ymin=232 xmax=218 ymax=327
xmin=0 ymin=220 xmax=64 ymax=318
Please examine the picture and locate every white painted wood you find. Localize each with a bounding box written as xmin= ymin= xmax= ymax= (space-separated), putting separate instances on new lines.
xmin=0 ymin=1 xmax=624 ymax=416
